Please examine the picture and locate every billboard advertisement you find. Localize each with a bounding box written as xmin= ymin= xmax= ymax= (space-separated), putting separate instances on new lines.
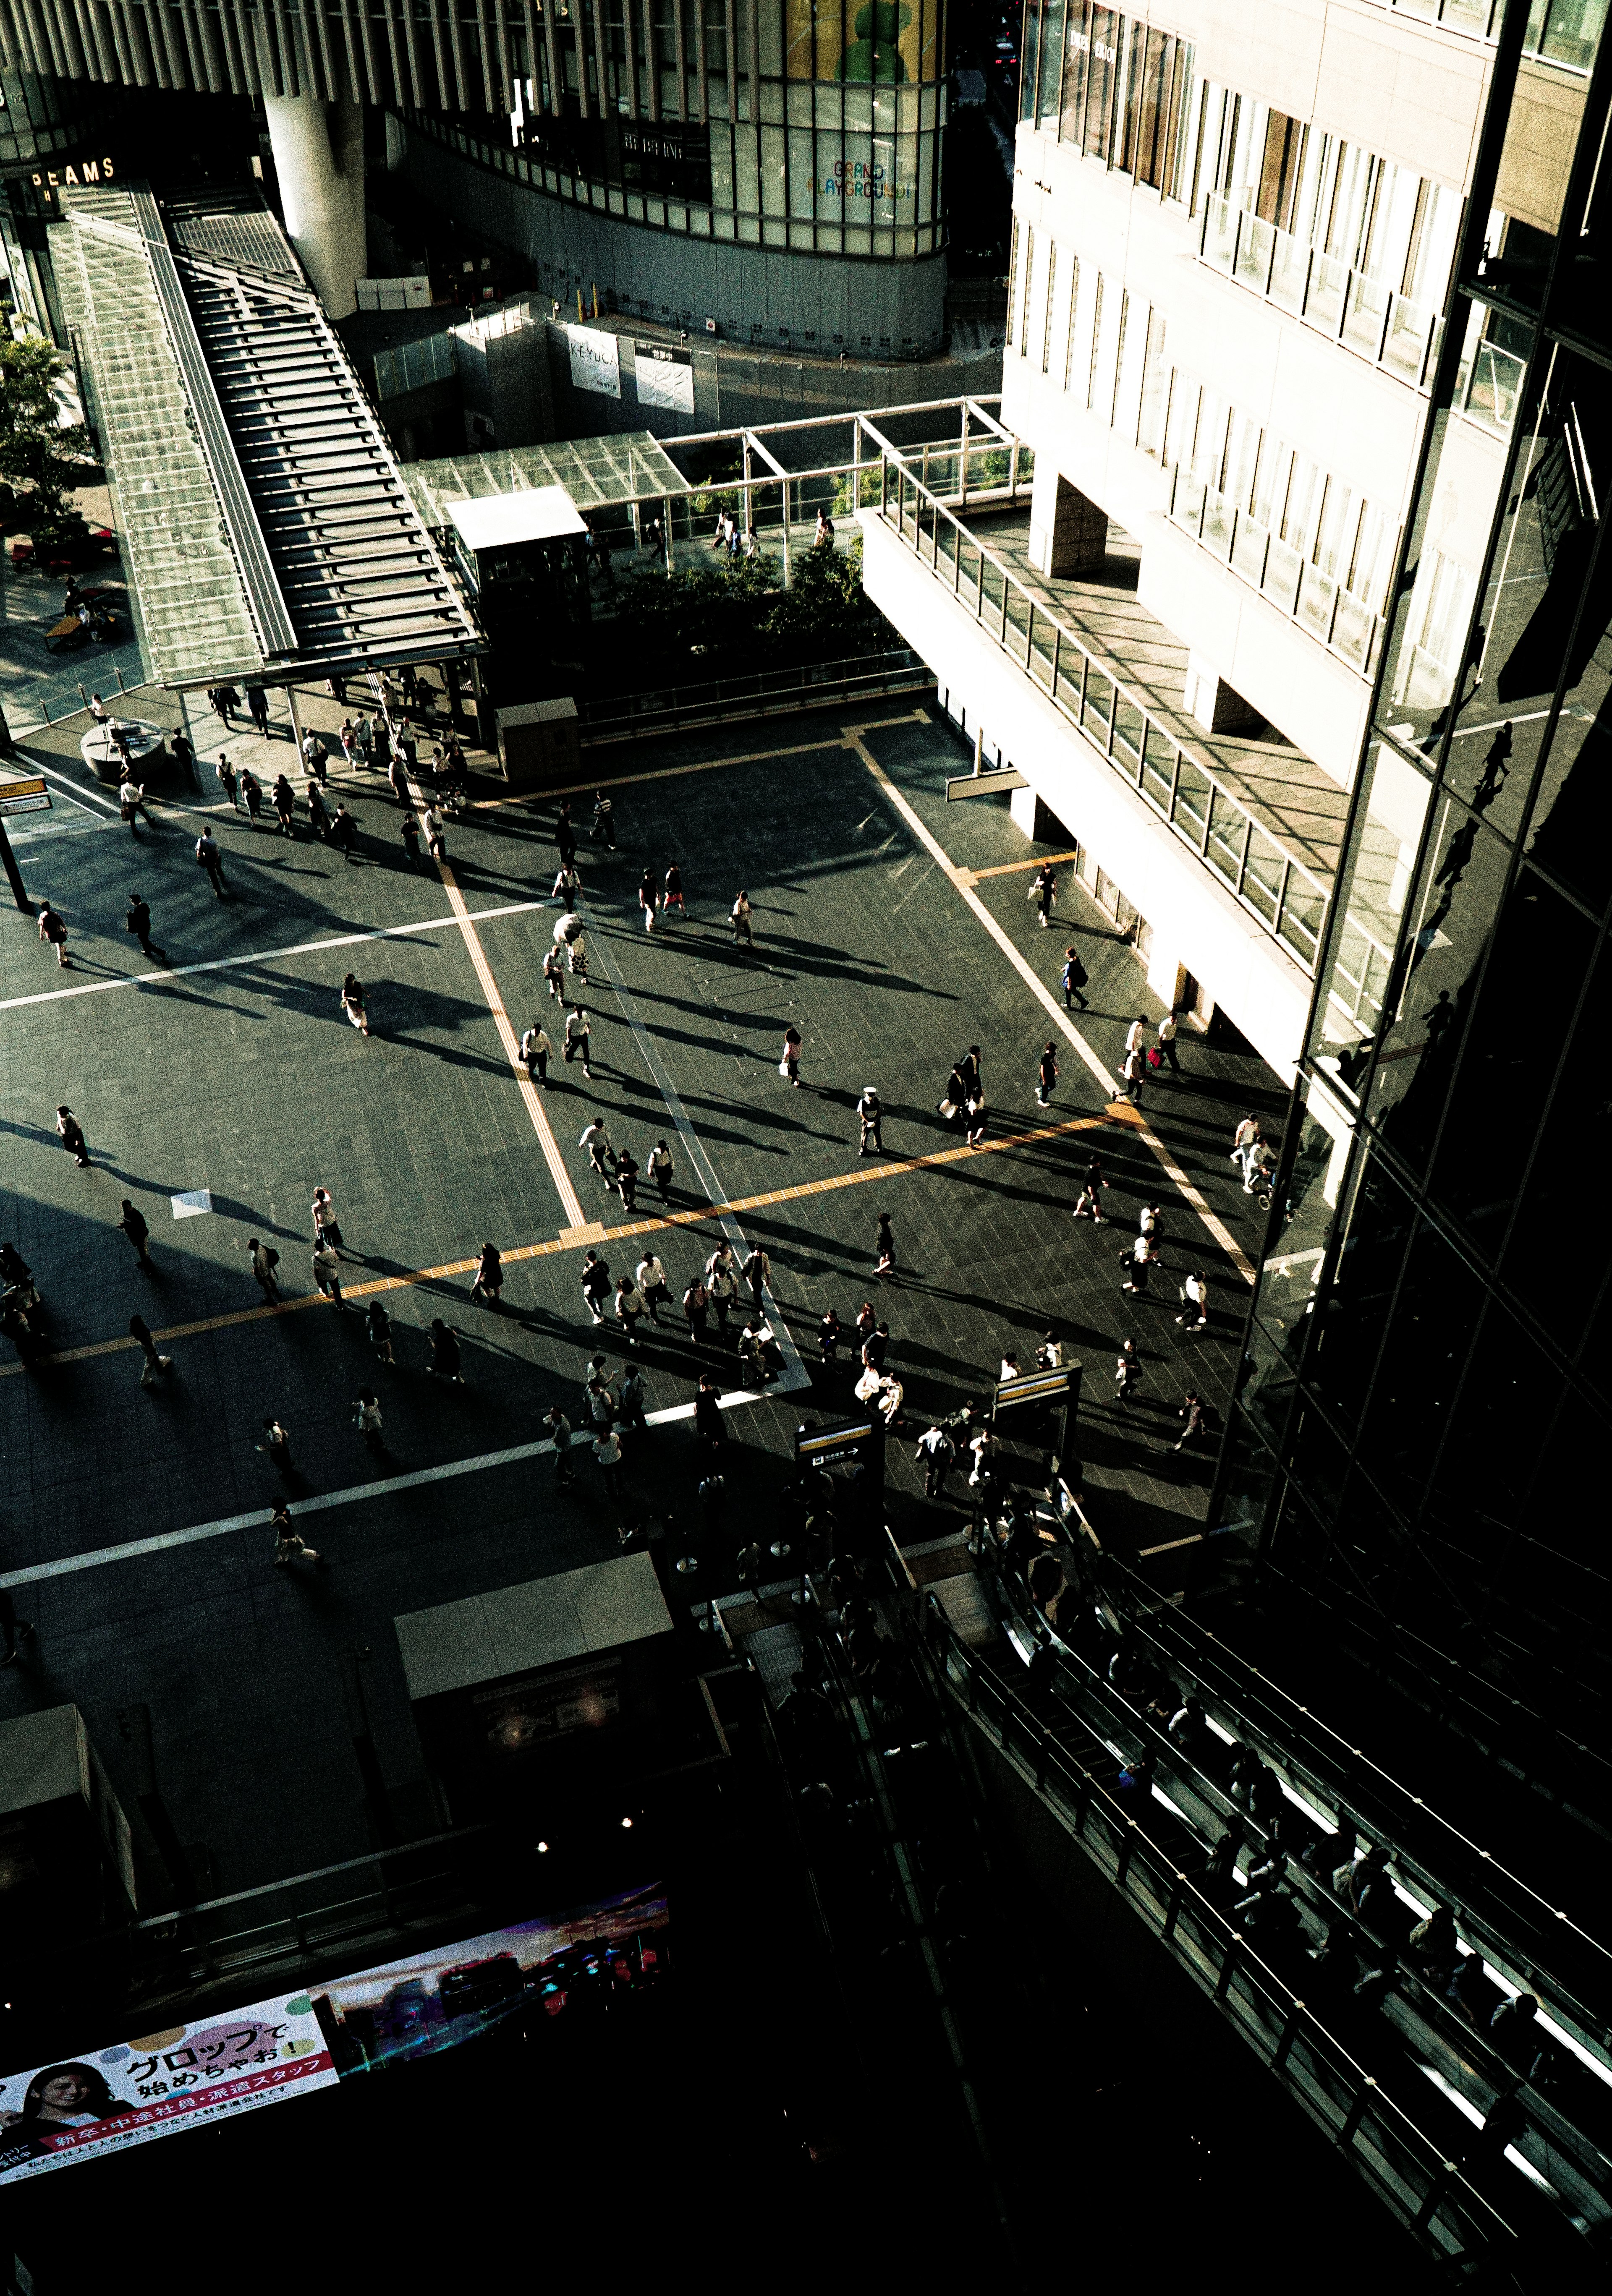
xmin=0 ymin=1994 xmax=336 ymax=2183
xmin=634 ymin=342 xmax=694 ymax=415
xmin=310 ymin=1880 xmax=669 ymax=2076
xmin=565 ymin=323 xmax=621 ymax=399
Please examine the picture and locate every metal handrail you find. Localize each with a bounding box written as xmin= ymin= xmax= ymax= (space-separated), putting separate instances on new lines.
xmin=861 ymin=424 xmax=1331 ymax=974
xmin=921 ymin=1595 xmax=1520 ymax=2270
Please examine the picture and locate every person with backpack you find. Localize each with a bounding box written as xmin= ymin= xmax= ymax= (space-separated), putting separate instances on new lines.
xmin=1062 ymin=943 xmax=1089 ymax=1012
xmin=249 ymin=1238 xmax=281 ymax=1302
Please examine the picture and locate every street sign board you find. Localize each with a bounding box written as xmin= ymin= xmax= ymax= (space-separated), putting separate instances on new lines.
xmin=794 ymin=1415 xmax=876 ymax=1465
xmin=0 ymin=776 xmax=50 ymax=816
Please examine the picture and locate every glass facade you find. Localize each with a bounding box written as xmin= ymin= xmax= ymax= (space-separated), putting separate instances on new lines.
xmin=491 ymin=0 xmax=947 ymax=256
xmin=1217 ymin=0 xmax=1612 ymax=1762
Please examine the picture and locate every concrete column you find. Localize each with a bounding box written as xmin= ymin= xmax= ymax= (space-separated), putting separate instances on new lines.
xmin=264 ymin=94 xmax=366 ymax=320
xmin=1184 ymin=651 xmax=1265 ymax=736
xmin=1028 ymin=462 xmax=1108 ymax=579
xmin=1146 ymin=947 xmax=1188 ymax=1011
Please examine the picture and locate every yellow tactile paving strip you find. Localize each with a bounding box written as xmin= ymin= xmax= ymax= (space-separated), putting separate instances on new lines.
xmin=0 ymin=1107 xmax=1136 ymax=1380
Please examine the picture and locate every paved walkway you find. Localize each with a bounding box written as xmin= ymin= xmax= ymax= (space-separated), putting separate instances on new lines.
xmin=0 ymin=693 xmax=1281 ymax=1900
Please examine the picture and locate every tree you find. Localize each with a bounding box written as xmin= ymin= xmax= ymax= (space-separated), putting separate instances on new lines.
xmin=0 ymin=337 xmax=92 ymax=543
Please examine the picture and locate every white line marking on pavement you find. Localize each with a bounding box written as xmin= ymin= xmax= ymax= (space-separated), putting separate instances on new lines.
xmin=0 ymin=900 xmax=550 ymax=1015
xmin=0 ymin=1382 xmax=805 ymax=1591
xmin=847 ymin=722 xmax=1258 ymax=1285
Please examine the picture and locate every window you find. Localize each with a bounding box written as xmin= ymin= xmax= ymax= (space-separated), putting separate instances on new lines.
xmin=1086 ymin=272 xmax=1104 ymax=408
xmin=1052 ymin=4 xmax=1193 ymax=197
xmin=1007 ymin=216 xmax=1021 ymax=345
xmin=1020 ymin=225 xmax=1036 ymax=357
xmin=1109 ymin=285 xmax=1129 ymax=425
xmin=1042 ymin=243 xmax=1059 ymax=373
xmin=1136 ymin=305 xmax=1167 ymax=452
xmin=1062 ymin=254 xmax=1081 ymax=389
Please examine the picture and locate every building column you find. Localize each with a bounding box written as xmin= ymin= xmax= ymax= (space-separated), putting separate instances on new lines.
xmin=1183 ymin=651 xmax=1264 ymax=735
xmin=1028 ymin=463 xmax=1108 ymax=578
xmin=264 ymin=94 xmax=366 ymax=320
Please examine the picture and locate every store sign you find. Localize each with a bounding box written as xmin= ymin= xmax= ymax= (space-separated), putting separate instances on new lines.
xmin=816 ymin=159 xmax=912 ymax=201
xmin=0 ymin=777 xmax=49 ymax=816
xmin=0 ymin=1993 xmax=336 ymax=2184
xmin=565 ymin=323 xmax=620 ymax=400
xmin=634 ymin=341 xmax=694 ymax=414
xmin=29 ymin=157 xmax=115 ymax=193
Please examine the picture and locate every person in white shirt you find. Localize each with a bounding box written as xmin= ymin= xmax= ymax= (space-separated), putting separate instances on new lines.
xmin=915 ymin=1423 xmax=956 ymax=1498
xmin=730 ymin=890 xmax=753 ymax=945
xmin=1036 ymin=1332 xmax=1063 ymax=1371
xmin=593 ymin=1427 xmax=624 ymax=1496
xmin=423 ymin=804 xmax=446 ymax=860
xmin=1177 ymin=1271 xmax=1209 ymax=1332
xmin=564 ymin=1007 xmax=592 ymax=1077
xmin=351 ymin=1391 xmax=384 ymax=1449
xmin=520 ymin=1022 xmax=552 ymax=1085
xmin=1231 ymin=1115 xmax=1262 ymax=1187
xmin=648 ymin=1141 xmax=674 ymax=1203
xmin=578 ymin=1116 xmax=612 ymax=1175
xmin=1125 ymin=1016 xmax=1147 ymax=1059
xmin=636 ymin=1253 xmax=670 ymax=1322
xmin=1157 ymin=1009 xmax=1180 ymax=1074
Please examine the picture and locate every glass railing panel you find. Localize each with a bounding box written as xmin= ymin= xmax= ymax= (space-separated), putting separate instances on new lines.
xmin=1082 ymin=663 xmax=1116 ymax=748
xmin=1263 ymin=533 xmax=1303 ymax=615
xmin=1112 ymin=690 xmax=1147 ymax=774
xmin=979 ymin=556 xmax=1006 ymax=626
xmin=1125 ymin=1836 xmax=1173 ymax=1928
xmin=1201 ymin=483 xmax=1235 ymax=561
xmin=1352 ymin=2105 xmax=1446 ymax=2227
xmin=1381 ymin=289 xmax=1433 ymax=383
xmin=1171 ymin=469 xmax=1207 ymax=537
xmin=1230 ymin=508 xmax=1269 ymax=588
xmin=1052 ymin=643 xmax=1084 ymax=716
xmin=1170 ymin=1896 xmax=1223 ymax=1985
xmin=1202 ymin=191 xmax=1238 ymax=276
xmin=1464 ymin=341 xmax=1524 ymax=435
xmin=1304 ymin=249 xmax=1349 ymax=335
xmin=1172 ymin=752 xmax=1212 ymax=844
xmin=1268 ymin=229 xmax=1309 ymax=316
xmin=1235 ymin=212 xmax=1276 ymax=295
xmin=1223 ymin=1957 xmax=1289 ymax=2056
xmin=1081 ymin=1799 xmax=1124 ymax=1880
xmin=1027 ymin=611 xmax=1057 ymax=690
xmin=1330 ymin=588 xmax=1377 ymax=671
xmin=1342 ymin=270 xmax=1390 ymax=361
xmin=1284 ymin=2027 xmax=1355 ymax=2131
xmin=1205 ymin=790 xmax=1247 ymax=886
xmin=1242 ymin=822 xmax=1285 ymax=926
xmin=1296 ymin=559 xmax=1338 ymax=642
xmin=1139 ymin=724 xmax=1175 ymax=812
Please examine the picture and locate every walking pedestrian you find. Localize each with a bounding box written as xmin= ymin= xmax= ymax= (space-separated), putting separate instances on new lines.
xmin=306 ymin=781 xmax=330 ymax=839
xmin=118 ymin=773 xmax=153 ymax=834
xmin=366 ymin=1300 xmax=395 ymax=1363
xmin=400 ymin=810 xmax=422 ymax=867
xmin=257 ymin=1417 xmax=293 ymax=1474
xmin=543 ymin=946 xmax=565 ymax=1002
xmin=215 ymin=753 xmax=240 ymax=810
xmin=1121 ymin=1231 xmax=1153 ymax=1295
xmin=959 ymin=1045 xmax=983 ymax=1102
xmin=593 ymin=791 xmax=616 ymax=849
xmin=730 ymin=889 xmax=753 ymax=945
xmin=1112 ymin=1339 xmax=1142 ymax=1405
xmin=470 ymin=1241 xmax=505 ymax=1307
xmin=709 ymin=1260 xmax=738 ymax=1335
xmin=1157 ymin=1008 xmax=1181 ymax=1074
xmin=555 ymin=800 xmax=576 ymax=868
xmin=241 ymin=769 xmax=263 ymax=825
xmin=874 ymin=1212 xmax=895 ymax=1277
xmin=1172 ymin=1392 xmax=1211 ymax=1452
xmin=387 ymin=752 xmax=407 ymax=807
xmin=1125 ymin=1015 xmax=1147 ymax=1064
xmin=249 ymin=1238 xmax=281 ymax=1301
xmin=1177 ymin=1270 xmax=1209 ymax=1332
xmin=741 ymin=1246 xmax=772 ymax=1314
xmin=613 ymin=1149 xmax=640 ymax=1212
xmin=0 ymin=1590 xmax=36 ymax=1666
xmin=638 ymin=867 xmax=657 ymax=933
xmin=1231 ymin=1115 xmax=1263 ymax=1189
xmin=579 ymin=1115 xmax=614 ymax=1178
xmin=618 ymin=1362 xmax=648 ymax=1435
xmin=916 ymin=1421 xmax=957 ymax=1498
xmin=246 ymin=684 xmax=269 ymax=738
xmin=856 ymin=1087 xmax=883 ymax=1155
xmin=780 ymin=1026 xmax=802 ymax=1088
xmin=1029 ymin=862 xmax=1057 ymax=927
xmin=313 ymin=1242 xmax=349 ymax=1308
xmin=424 ymin=804 xmax=447 ymax=861
xmin=272 ymin=1504 xmax=324 ymax=1568
xmin=330 ymin=804 xmax=359 ymax=862
xmin=1062 ymin=943 xmax=1090 ymax=1012
xmin=683 ymin=1274 xmax=710 ymax=1342
xmin=118 ymin=1199 xmax=151 ymax=1264
xmin=301 ymin=729 xmax=327 ymax=782
xmin=428 ymin=1319 xmax=465 ymax=1382
xmin=128 ymin=1314 xmax=171 ymax=1389
xmin=520 ymin=1020 xmax=552 ymax=1085
xmin=1036 ymin=1041 xmax=1058 ymax=1107
xmin=552 ymin=860 xmax=582 ymax=906
xmin=352 ymin=1390 xmax=385 ymax=1451
xmin=819 ymin=1306 xmax=843 ymax=1368
xmin=615 ymin=1274 xmax=645 ymax=1346
xmin=209 ymin=686 xmax=238 ymax=728
xmin=196 ymin=827 xmax=227 ymax=896
xmin=340 ymin=973 xmax=371 ymax=1037
xmin=545 ymin=1405 xmax=576 ymax=1486
xmin=55 ymin=1106 xmax=89 ymax=1166
xmin=272 ymin=775 xmax=296 ymax=836
xmin=125 ymin=893 xmax=165 ymax=964
xmin=581 ymin=1249 xmax=612 ymax=1325
xmin=636 ymin=1251 xmax=671 ymax=1322
xmin=565 ymin=1006 xmax=593 ymax=1078
xmin=649 ymin=1139 xmax=674 ymax=1202
xmin=663 ymin=862 xmax=685 ymax=919
xmin=1071 ymin=1155 xmax=1109 ymax=1221
xmin=1120 ymin=1045 xmax=1146 ymax=1103
xmin=594 ymin=1425 xmax=624 ymax=1496
xmin=311 ymin=1187 xmax=343 ymax=1254
xmin=37 ymin=900 xmax=70 ymax=968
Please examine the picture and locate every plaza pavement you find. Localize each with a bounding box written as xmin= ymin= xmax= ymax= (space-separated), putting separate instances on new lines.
xmin=0 ymin=684 xmax=1285 ymax=1899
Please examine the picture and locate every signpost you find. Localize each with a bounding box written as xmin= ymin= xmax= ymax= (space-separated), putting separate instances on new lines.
xmin=0 ymin=773 xmax=49 ymax=910
xmin=794 ymin=1413 xmax=877 ymax=1468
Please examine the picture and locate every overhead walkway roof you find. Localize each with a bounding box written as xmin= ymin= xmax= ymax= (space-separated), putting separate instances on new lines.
xmin=400 ymin=434 xmax=687 ymax=532
xmin=49 ymin=185 xmax=482 ymax=693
